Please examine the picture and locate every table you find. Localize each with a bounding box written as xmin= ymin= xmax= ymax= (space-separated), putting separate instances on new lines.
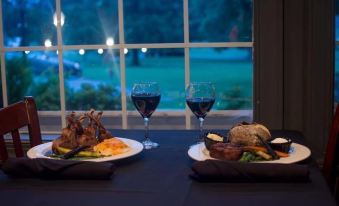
xmin=0 ymin=130 xmax=337 ymax=206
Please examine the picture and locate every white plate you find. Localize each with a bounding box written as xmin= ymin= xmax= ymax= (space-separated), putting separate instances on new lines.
xmin=27 ymin=138 xmax=144 ymax=162
xmin=188 ymin=142 xmax=311 ymax=164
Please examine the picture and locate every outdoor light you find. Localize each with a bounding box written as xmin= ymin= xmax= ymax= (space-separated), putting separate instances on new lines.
xmin=44 ymin=39 xmax=52 ymax=47
xmin=53 ymin=12 xmax=65 ymax=27
xmin=98 ymin=48 xmax=104 ymax=54
xmin=106 ymin=37 xmax=114 ymax=46
xmin=24 ymin=51 xmax=30 ymax=54
xmin=141 ymin=48 xmax=147 ymax=53
xmin=124 ymin=48 xmax=128 ymax=54
xmin=79 ymin=49 xmax=85 ymax=55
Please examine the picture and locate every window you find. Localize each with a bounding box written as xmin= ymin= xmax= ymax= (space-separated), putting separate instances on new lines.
xmin=1 ymin=0 xmax=253 ymax=132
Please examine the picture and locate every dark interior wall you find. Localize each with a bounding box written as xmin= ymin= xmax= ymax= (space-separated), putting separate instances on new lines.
xmin=253 ymin=0 xmax=284 ymax=128
xmin=254 ymin=0 xmax=335 ymax=159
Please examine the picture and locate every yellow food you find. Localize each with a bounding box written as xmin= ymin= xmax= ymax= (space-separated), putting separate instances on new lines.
xmin=255 ymin=150 xmax=272 ymax=160
xmin=94 ymin=138 xmax=130 ymax=156
xmin=207 ymin=133 xmax=223 ymax=141
xmin=54 ymin=146 xmax=102 ymax=157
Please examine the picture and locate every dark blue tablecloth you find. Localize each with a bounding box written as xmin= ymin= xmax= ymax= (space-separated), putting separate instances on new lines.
xmin=0 ymin=130 xmax=336 ymax=206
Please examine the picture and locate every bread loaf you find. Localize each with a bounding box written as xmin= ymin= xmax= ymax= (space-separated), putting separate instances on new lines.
xmin=228 ymin=122 xmax=271 ymax=146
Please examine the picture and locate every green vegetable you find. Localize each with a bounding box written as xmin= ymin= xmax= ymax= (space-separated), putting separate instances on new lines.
xmin=239 ymin=152 xmax=265 ymax=162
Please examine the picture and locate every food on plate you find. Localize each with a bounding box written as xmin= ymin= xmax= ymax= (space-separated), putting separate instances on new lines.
xmin=94 ymin=138 xmax=130 ymax=156
xmin=243 ymin=145 xmax=289 ymax=158
xmin=269 ymin=137 xmax=292 ymax=153
xmin=204 ymin=122 xmax=291 ymax=162
xmin=204 ymin=132 xmax=224 ymax=150
xmin=207 ymin=133 xmax=224 ymax=141
xmin=228 ymin=122 xmax=271 ymax=146
xmin=52 ymin=110 xmax=129 ymax=158
xmin=209 ymin=143 xmax=243 ymax=161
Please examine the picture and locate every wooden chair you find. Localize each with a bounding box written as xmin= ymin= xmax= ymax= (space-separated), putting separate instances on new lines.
xmin=0 ymin=96 xmax=42 ymax=162
xmin=323 ymin=103 xmax=339 ymax=193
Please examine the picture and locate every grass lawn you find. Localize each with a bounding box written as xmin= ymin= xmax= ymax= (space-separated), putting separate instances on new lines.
xmin=65 ymin=52 xmax=253 ymax=110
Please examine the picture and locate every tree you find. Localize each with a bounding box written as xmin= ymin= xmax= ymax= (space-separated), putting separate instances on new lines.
xmin=219 ymin=86 xmax=252 ymax=110
xmin=62 ymin=0 xmax=119 ymax=45
xmin=190 ymin=0 xmax=252 ymax=42
xmin=68 ymin=83 xmax=121 ymax=110
xmin=31 ymin=75 xmax=60 ymax=110
xmin=6 ymin=56 xmax=33 ymax=104
xmin=3 ymin=0 xmax=56 ymax=46
xmin=123 ymin=0 xmax=183 ymax=65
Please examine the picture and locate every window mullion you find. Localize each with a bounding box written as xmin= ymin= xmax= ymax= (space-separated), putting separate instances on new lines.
xmin=184 ymin=0 xmax=191 ymax=129
xmin=118 ymin=0 xmax=127 ymax=129
xmin=0 ymin=0 xmax=8 ymax=107
xmin=55 ymin=0 xmax=66 ymax=128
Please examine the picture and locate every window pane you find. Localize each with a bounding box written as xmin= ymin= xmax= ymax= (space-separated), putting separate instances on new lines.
xmin=124 ymin=0 xmax=183 ymax=43
xmin=189 ymin=0 xmax=252 ymax=42
xmin=64 ymin=49 xmax=121 ymax=110
xmin=5 ymin=51 xmax=60 ymax=110
xmin=3 ymin=0 xmax=56 ymax=47
xmin=126 ymin=48 xmax=185 ymax=111
xmin=190 ymin=48 xmax=253 ymax=110
xmin=61 ymin=0 xmax=119 ymax=45
xmin=126 ymin=48 xmax=185 ymax=129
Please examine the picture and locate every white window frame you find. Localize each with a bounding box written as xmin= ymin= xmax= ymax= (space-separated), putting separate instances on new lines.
xmin=0 ymin=0 xmax=253 ymax=132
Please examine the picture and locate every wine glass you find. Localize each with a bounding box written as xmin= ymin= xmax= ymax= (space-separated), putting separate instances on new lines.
xmin=131 ymin=82 xmax=161 ymax=149
xmin=186 ymin=82 xmax=216 ymax=145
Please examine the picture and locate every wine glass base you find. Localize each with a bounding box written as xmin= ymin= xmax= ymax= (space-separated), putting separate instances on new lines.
xmin=142 ymin=139 xmax=159 ymax=149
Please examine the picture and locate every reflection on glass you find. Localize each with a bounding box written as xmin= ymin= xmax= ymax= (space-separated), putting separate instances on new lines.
xmin=61 ymin=0 xmax=119 ymax=45
xmin=63 ymin=49 xmax=121 ymax=110
xmin=190 ymin=48 xmax=253 ymax=110
xmin=44 ymin=39 xmax=52 ymax=47
xmin=125 ymin=48 xmax=185 ymax=110
xmin=106 ymin=37 xmax=115 ymax=46
xmin=124 ymin=0 xmax=183 ymax=43
xmin=5 ymin=51 xmax=60 ymax=110
xmin=189 ymin=0 xmax=252 ymax=42
xmin=3 ymin=0 xmax=56 ymax=47
xmin=53 ymin=12 xmax=65 ymax=27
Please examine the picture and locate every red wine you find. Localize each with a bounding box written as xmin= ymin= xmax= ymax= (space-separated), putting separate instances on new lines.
xmin=186 ymin=97 xmax=215 ymax=118
xmin=131 ymin=93 xmax=161 ymax=118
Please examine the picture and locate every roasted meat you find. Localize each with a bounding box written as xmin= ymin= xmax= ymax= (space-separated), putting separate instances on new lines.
xmin=52 ymin=110 xmax=112 ymax=154
xmin=52 ymin=113 xmax=79 ymax=153
xmin=98 ymin=128 xmax=115 ymax=142
xmin=209 ymin=143 xmax=243 ymax=161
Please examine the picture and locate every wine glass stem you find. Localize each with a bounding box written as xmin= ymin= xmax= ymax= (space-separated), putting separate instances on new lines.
xmin=199 ymin=117 xmax=204 ymax=142
xmin=144 ymin=117 xmax=150 ymax=142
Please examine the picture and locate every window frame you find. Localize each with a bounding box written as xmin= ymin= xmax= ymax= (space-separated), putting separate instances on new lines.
xmin=0 ymin=0 xmax=254 ymax=131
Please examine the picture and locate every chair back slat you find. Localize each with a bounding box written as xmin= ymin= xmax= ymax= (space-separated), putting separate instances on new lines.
xmin=11 ymin=129 xmax=24 ymax=157
xmin=0 ymin=135 xmax=8 ymax=162
xmin=323 ymin=104 xmax=339 ymax=188
xmin=25 ymin=98 xmax=42 ymax=147
xmin=0 ymin=97 xmax=42 ymax=161
xmin=0 ymin=102 xmax=29 ymax=135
